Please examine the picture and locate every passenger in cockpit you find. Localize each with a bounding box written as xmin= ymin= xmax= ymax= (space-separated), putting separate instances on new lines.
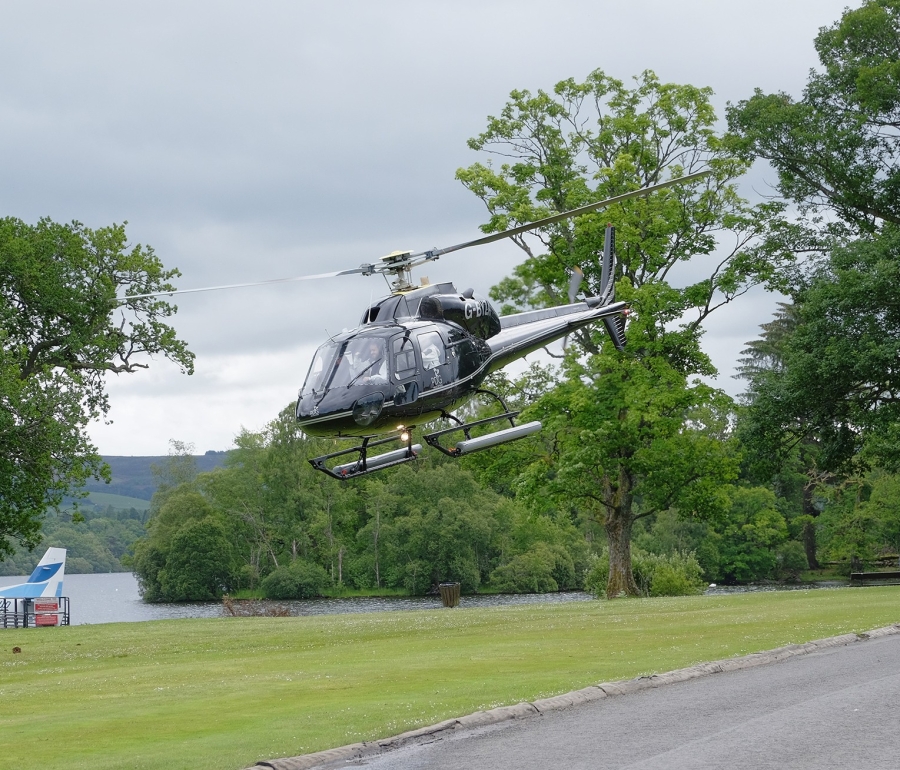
xmin=355 ymin=339 xmax=387 ymax=384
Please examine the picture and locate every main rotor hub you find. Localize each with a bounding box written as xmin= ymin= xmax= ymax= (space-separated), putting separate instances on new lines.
xmin=380 ymin=250 xmax=416 ymax=292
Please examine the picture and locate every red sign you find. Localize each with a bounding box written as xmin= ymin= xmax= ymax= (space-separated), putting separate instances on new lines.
xmin=34 ymin=614 xmax=58 ymax=626
xmin=34 ymin=600 xmax=58 ymax=612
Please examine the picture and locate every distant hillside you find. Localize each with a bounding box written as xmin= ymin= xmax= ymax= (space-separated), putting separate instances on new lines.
xmin=83 ymin=451 xmax=230 ymax=501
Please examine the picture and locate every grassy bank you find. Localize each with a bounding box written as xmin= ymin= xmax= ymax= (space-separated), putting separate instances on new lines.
xmin=2 ymin=588 xmax=898 ymax=770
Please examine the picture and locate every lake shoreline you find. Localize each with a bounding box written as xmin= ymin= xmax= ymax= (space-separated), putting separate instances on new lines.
xmin=0 ymin=572 xmax=849 ymax=626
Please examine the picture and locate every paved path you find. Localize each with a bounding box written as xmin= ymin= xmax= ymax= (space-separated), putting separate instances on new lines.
xmin=350 ymin=632 xmax=900 ymax=770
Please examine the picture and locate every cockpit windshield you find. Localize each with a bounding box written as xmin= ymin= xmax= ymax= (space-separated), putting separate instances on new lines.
xmin=301 ymin=337 xmax=388 ymax=397
xmin=301 ymin=342 xmax=338 ymax=396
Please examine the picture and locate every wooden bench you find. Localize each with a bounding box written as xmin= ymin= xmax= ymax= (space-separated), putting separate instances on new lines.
xmin=850 ymin=571 xmax=900 ymax=586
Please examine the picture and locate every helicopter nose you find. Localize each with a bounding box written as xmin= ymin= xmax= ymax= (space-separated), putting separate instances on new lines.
xmin=352 ymin=392 xmax=384 ymax=426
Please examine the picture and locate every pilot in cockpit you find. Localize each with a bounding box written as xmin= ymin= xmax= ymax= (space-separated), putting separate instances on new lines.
xmin=354 ymin=339 xmax=387 ymax=385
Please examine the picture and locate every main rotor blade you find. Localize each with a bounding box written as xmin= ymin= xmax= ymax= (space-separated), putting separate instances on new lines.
xmin=119 ymin=265 xmax=371 ymax=303
xmin=119 ymin=170 xmax=710 ymax=304
xmin=422 ymin=170 xmax=710 ymax=259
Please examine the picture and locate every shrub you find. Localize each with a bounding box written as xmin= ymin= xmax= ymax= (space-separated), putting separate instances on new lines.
xmin=776 ymin=540 xmax=809 ymax=581
xmin=583 ymin=552 xmax=609 ymax=597
xmin=490 ymin=548 xmax=558 ymax=593
xmin=260 ymin=559 xmax=329 ymax=599
xmin=583 ymin=548 xmax=705 ymax=598
xmin=649 ymin=563 xmax=701 ymax=597
xmin=489 ymin=544 xmax=578 ymax=594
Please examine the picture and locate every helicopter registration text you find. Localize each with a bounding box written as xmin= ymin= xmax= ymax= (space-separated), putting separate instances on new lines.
xmin=464 ymin=299 xmax=491 ymax=319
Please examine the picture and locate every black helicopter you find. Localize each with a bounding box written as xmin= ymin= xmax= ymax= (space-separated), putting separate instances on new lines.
xmin=127 ymin=172 xmax=707 ymax=479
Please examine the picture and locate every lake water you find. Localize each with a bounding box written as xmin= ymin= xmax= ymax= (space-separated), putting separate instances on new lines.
xmin=0 ymin=572 xmax=598 ymax=625
xmin=0 ymin=572 xmax=849 ymax=626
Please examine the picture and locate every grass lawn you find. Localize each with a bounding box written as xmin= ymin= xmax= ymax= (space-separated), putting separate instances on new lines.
xmin=2 ymin=588 xmax=898 ymax=770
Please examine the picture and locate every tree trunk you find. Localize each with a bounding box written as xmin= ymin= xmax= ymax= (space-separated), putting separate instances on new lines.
xmin=373 ymin=509 xmax=381 ymax=589
xmin=604 ymin=466 xmax=640 ymax=598
xmin=802 ymin=520 xmax=819 ymax=570
xmin=802 ymin=482 xmax=820 ymax=569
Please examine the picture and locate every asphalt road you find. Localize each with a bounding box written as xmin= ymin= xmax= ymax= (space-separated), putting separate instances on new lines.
xmin=352 ymin=633 xmax=900 ymax=770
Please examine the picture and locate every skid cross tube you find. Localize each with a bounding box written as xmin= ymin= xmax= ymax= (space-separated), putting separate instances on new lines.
xmin=309 ymin=433 xmax=420 ymax=480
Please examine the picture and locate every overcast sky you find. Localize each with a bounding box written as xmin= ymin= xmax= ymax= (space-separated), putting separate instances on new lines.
xmin=1 ymin=0 xmax=852 ymax=456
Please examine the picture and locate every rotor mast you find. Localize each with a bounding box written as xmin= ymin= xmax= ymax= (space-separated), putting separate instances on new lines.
xmin=379 ymin=249 xmax=438 ymax=293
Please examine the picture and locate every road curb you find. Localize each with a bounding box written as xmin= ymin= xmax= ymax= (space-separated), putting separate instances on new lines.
xmin=249 ymin=622 xmax=900 ymax=770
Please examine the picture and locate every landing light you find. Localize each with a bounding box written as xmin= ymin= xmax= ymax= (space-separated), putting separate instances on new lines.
xmin=400 ymin=431 xmax=410 ymax=443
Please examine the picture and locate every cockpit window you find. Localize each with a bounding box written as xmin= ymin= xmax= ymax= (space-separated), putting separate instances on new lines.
xmin=418 ymin=331 xmax=445 ymax=370
xmin=303 ymin=337 xmax=388 ymax=396
xmin=392 ymin=335 xmax=417 ymax=378
xmin=301 ymin=342 xmax=339 ymax=396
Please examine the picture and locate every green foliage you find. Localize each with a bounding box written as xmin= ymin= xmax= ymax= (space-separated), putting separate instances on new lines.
xmin=714 ymin=487 xmax=788 ymax=583
xmin=0 ymin=217 xmax=192 ymax=558
xmin=776 ymin=541 xmax=809 ymax=581
xmin=157 ymin=517 xmax=235 ymax=602
xmin=728 ymin=0 xmax=900 ymax=233
xmin=367 ymin=464 xmax=502 ymax=594
xmin=0 ymin=508 xmax=145 ymax=575
xmin=584 ymin=548 xmax=705 ymax=597
xmin=457 ymin=68 xmax=793 ymax=596
xmin=729 ymin=2 xmax=900 ymax=481
xmin=815 ymin=470 xmax=900 ymax=572
xmin=625 ymin=488 xmax=815 ymax=586
xmin=489 ymin=544 xmax=575 ymax=593
xmin=260 ymin=560 xmax=329 ymax=599
xmin=126 ymin=418 xmax=593 ymax=600
xmin=130 ymin=540 xmax=169 ymax=602
xmin=740 ymin=232 xmax=900 ymax=474
xmin=459 ymin=69 xmax=793 ymax=353
xmin=131 ymin=446 xmax=242 ymax=601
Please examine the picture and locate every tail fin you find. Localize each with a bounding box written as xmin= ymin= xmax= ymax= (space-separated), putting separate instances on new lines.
xmin=602 ymin=314 xmax=627 ymax=350
xmin=0 ymin=547 xmax=67 ymax=598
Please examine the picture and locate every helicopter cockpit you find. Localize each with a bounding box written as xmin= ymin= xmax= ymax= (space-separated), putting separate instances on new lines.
xmin=302 ymin=336 xmax=389 ymax=395
xmin=296 ymin=317 xmax=488 ymax=440
xmin=297 ymin=333 xmax=393 ymax=436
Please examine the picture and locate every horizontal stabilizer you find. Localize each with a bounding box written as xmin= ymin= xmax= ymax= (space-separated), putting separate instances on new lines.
xmin=603 ymin=314 xmax=627 ymax=351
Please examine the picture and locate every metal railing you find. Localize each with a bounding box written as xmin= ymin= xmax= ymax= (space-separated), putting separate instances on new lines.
xmin=1 ymin=597 xmax=70 ymax=628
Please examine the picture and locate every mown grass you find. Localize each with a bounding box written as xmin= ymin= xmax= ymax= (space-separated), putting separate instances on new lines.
xmin=2 ymin=588 xmax=898 ymax=770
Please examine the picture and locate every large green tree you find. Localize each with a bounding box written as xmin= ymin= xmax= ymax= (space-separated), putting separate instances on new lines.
xmin=734 ymin=302 xmax=826 ymax=568
xmin=728 ymin=1 xmax=900 ymax=476
xmin=458 ymin=70 xmax=792 ymax=596
xmin=0 ymin=217 xmax=192 ymax=558
xmin=737 ymin=233 xmax=900 ymax=474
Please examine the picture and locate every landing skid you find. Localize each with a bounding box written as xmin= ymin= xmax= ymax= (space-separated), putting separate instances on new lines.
xmin=424 ymin=411 xmax=542 ymax=457
xmin=309 ymin=433 xmax=421 ymax=480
